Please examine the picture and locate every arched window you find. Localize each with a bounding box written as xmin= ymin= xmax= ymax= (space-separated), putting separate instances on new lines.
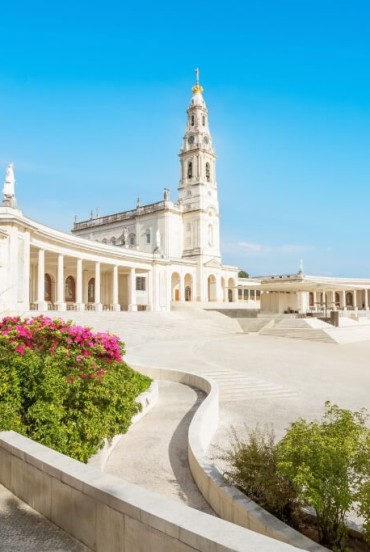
xmin=202 ymin=115 xmax=206 ymax=126
xmin=205 ymin=162 xmax=210 ymax=182
xmin=129 ymin=233 xmax=136 ymax=246
xmin=111 ymin=236 xmax=116 ymax=245
xmin=65 ymin=276 xmax=76 ymax=302
xmin=88 ymin=278 xmax=95 ymax=303
xmin=309 ymin=292 xmax=314 ymax=306
xmin=187 ymin=161 xmax=193 ymax=178
xmin=335 ymin=292 xmax=340 ymax=306
xmin=346 ymin=292 xmax=353 ymax=307
xmin=102 ymin=238 xmax=107 ymax=244
xmin=191 ymin=115 xmax=195 ymax=126
xmin=44 ymin=273 xmax=52 ymax=301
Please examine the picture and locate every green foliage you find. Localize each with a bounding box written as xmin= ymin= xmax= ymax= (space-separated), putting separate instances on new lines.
xmin=0 ymin=316 xmax=151 ymax=462
xmin=277 ymin=402 xmax=370 ymax=550
xmin=238 ymin=270 xmax=249 ymax=279
xmin=223 ymin=425 xmax=300 ymax=523
xmin=360 ymin=480 xmax=370 ymax=544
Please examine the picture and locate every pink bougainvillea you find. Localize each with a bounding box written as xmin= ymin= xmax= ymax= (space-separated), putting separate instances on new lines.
xmin=0 ymin=315 xmax=125 ymax=382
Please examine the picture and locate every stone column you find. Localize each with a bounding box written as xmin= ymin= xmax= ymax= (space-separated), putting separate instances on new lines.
xmin=112 ymin=265 xmax=120 ymax=311
xmin=331 ymin=290 xmax=336 ymax=311
xmin=56 ymin=254 xmax=66 ymax=311
xmin=94 ymin=262 xmax=102 ymax=311
xmin=364 ymin=289 xmax=369 ymax=311
xmin=341 ymin=290 xmax=346 ymax=310
xmin=37 ymin=249 xmax=48 ymax=311
xmin=128 ymin=267 xmax=137 ymax=311
xmin=353 ymin=290 xmax=358 ymax=311
xmin=179 ymin=275 xmax=185 ymax=302
xmin=76 ymin=258 xmax=85 ymax=311
xmin=147 ymin=269 xmax=153 ymax=311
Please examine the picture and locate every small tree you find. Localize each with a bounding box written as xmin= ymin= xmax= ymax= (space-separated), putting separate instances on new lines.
xmin=238 ymin=270 xmax=249 ymax=279
xmin=223 ymin=425 xmax=300 ymax=523
xmin=277 ymin=402 xmax=370 ymax=550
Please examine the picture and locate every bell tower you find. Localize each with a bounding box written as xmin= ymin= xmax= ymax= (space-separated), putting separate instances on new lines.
xmin=179 ymin=69 xmax=221 ymax=262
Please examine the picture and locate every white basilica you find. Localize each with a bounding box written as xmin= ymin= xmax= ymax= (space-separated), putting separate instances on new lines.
xmin=0 ymin=74 xmax=258 ymax=314
xmin=1 ymin=72 xmax=370 ymax=316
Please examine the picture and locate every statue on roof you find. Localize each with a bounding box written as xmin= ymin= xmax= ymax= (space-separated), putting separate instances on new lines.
xmin=2 ymin=163 xmax=17 ymax=207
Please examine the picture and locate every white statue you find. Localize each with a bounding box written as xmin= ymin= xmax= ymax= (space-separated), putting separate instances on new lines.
xmin=123 ymin=227 xmax=129 ymax=245
xmin=3 ymin=163 xmax=15 ymax=198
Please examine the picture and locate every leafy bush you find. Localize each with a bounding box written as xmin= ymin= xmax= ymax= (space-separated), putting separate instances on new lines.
xmin=277 ymin=402 xmax=370 ymax=550
xmin=223 ymin=425 xmax=300 ymax=523
xmin=0 ymin=315 xmax=151 ymax=462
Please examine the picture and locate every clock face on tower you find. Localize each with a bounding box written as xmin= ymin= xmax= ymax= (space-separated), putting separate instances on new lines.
xmin=188 ymin=135 xmax=195 ymax=145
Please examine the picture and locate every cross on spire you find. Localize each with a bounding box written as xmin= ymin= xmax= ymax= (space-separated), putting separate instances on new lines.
xmin=192 ymin=68 xmax=204 ymax=94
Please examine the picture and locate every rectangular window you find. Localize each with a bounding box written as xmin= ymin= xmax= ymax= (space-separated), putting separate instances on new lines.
xmin=238 ymin=289 xmax=242 ymax=299
xmin=136 ymin=276 xmax=146 ymax=291
xmin=256 ymin=290 xmax=261 ymax=299
xmin=250 ymin=290 xmax=255 ymax=300
xmin=146 ymin=232 xmax=151 ymax=244
xmin=243 ymin=289 xmax=249 ymax=300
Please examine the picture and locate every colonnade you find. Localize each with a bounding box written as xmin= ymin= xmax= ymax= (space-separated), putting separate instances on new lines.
xmin=31 ymin=247 xmax=148 ymax=312
xmin=308 ymin=289 xmax=370 ymax=311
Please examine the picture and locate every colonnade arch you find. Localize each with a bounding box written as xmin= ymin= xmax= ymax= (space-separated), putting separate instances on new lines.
xmin=208 ymin=274 xmax=217 ymax=302
xmin=227 ymin=277 xmax=235 ymax=302
xmin=184 ymin=273 xmax=193 ymax=302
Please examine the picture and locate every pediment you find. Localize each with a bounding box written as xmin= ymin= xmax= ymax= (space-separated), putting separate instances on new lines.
xmin=204 ymin=258 xmax=221 ymax=268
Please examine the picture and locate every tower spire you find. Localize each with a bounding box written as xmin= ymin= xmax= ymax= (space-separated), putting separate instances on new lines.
xmin=192 ymin=67 xmax=203 ymax=94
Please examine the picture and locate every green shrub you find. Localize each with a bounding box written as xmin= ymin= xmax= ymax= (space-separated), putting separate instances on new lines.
xmin=277 ymin=402 xmax=370 ymax=550
xmin=0 ymin=316 xmax=151 ymax=462
xmin=223 ymin=425 xmax=300 ymax=523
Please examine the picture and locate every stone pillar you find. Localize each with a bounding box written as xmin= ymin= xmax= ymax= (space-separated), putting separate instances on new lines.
xmin=37 ymin=249 xmax=48 ymax=311
xmin=341 ymin=290 xmax=346 ymax=310
xmin=147 ymin=269 xmax=153 ymax=311
xmin=331 ymin=291 xmax=337 ymax=311
xmin=179 ymin=274 xmax=184 ymax=302
xmin=56 ymin=254 xmax=66 ymax=311
xmin=128 ymin=267 xmax=137 ymax=311
xmin=364 ymin=289 xmax=369 ymax=311
xmin=353 ymin=290 xmax=358 ymax=311
xmin=95 ymin=262 xmax=102 ymax=311
xmin=112 ymin=265 xmax=120 ymax=311
xmin=76 ymin=258 xmax=85 ymax=311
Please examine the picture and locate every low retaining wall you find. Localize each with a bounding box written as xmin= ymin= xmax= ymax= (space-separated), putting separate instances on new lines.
xmin=133 ymin=365 xmax=327 ymax=552
xmin=0 ymin=431 xmax=301 ymax=552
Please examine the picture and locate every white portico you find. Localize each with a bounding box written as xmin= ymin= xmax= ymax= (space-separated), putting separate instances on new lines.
xmin=260 ymin=272 xmax=370 ymax=314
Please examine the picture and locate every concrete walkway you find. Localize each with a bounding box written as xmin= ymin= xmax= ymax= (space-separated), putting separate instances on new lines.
xmin=105 ymin=381 xmax=214 ymax=514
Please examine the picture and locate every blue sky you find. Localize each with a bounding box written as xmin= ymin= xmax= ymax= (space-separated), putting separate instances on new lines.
xmin=1 ymin=1 xmax=370 ymax=276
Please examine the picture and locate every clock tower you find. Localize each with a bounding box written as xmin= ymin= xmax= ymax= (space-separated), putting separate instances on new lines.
xmin=179 ymin=69 xmax=221 ymax=262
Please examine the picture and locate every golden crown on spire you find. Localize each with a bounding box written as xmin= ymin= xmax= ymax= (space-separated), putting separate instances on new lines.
xmin=192 ymin=67 xmax=204 ymax=94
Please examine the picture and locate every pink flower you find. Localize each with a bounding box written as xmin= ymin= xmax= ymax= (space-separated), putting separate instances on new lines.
xmin=15 ymin=344 xmax=25 ymax=355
